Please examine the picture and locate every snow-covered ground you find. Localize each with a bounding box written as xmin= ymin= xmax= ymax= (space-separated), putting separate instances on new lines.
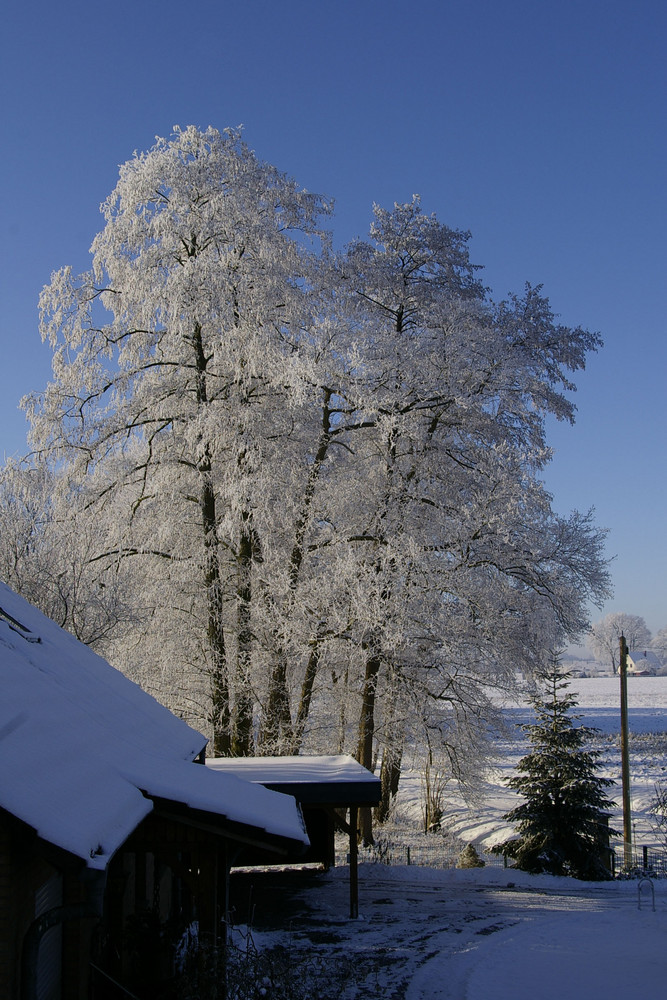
xmin=232 ymin=864 xmax=667 ymax=999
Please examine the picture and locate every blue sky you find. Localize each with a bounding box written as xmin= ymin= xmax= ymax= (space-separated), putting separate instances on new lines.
xmin=1 ymin=0 xmax=665 ymax=634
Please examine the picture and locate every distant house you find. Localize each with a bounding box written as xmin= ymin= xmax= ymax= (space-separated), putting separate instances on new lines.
xmin=626 ymin=649 xmax=663 ymax=676
xmin=0 ymin=583 xmax=308 ymax=999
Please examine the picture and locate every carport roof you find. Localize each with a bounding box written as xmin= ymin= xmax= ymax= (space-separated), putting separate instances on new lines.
xmin=206 ymin=754 xmax=381 ymax=806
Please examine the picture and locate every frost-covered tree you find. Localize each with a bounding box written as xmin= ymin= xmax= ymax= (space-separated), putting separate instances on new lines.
xmin=26 ymin=126 xmax=331 ymax=754
xmin=493 ymin=664 xmax=616 ymax=879
xmin=650 ymin=782 xmax=667 ymax=845
xmin=0 ymin=460 xmax=139 ymax=650
xmin=457 ymin=844 xmax=485 ymax=868
xmin=332 ymin=200 xmax=611 ymax=830
xmin=651 ymin=627 xmax=667 ymax=665
xmin=17 ymin=130 xmax=611 ymax=790
xmin=588 ymin=613 xmax=652 ymax=674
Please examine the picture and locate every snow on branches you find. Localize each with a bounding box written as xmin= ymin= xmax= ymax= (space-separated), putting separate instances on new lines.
xmin=13 ymin=128 xmax=610 ymax=814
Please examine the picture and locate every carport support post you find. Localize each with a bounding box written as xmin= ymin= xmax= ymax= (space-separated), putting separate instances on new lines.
xmin=619 ymin=633 xmax=632 ymax=868
xmin=349 ymin=806 xmax=358 ymax=918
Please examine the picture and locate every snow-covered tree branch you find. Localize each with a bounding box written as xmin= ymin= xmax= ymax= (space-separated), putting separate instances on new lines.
xmin=7 ymin=128 xmax=610 ymax=824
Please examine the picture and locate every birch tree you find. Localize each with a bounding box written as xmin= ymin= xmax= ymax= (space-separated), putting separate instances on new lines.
xmin=26 ymin=126 xmax=330 ymax=753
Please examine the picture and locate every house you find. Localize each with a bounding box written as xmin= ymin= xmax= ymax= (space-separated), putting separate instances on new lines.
xmin=0 ymin=583 xmax=308 ymax=999
xmin=626 ymin=649 xmax=663 ymax=676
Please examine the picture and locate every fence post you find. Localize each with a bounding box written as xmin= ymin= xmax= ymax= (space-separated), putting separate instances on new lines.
xmin=407 ymin=845 xmax=411 ymax=866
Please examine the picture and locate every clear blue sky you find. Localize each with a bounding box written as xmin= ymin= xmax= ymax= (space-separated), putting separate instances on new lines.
xmin=1 ymin=0 xmax=665 ymax=634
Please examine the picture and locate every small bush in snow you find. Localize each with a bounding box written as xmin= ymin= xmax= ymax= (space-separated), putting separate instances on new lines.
xmin=457 ymin=844 xmax=485 ymax=868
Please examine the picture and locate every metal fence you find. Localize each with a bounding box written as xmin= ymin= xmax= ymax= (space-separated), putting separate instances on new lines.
xmin=612 ymin=842 xmax=667 ymax=878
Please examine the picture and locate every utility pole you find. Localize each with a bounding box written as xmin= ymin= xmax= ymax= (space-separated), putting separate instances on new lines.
xmin=619 ymin=633 xmax=632 ymax=868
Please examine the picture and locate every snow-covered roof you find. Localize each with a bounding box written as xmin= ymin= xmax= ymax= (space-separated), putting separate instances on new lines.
xmin=627 ymin=649 xmax=662 ymax=674
xmin=0 ymin=583 xmax=308 ymax=869
xmin=207 ymin=754 xmax=382 ymax=805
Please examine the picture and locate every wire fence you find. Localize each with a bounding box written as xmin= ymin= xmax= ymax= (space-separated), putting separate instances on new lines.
xmin=337 ymin=836 xmax=667 ymax=878
xmin=337 ymin=837 xmax=508 ymax=870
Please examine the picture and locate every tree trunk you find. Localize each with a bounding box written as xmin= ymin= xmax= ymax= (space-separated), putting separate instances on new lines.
xmin=356 ymin=644 xmax=381 ymax=845
xmin=290 ymin=636 xmax=321 ymax=753
xmin=376 ymin=743 xmax=403 ymax=824
xmin=261 ymin=654 xmax=294 ymax=753
xmin=193 ymin=321 xmax=231 ymax=755
xmin=337 ymin=664 xmax=349 ymax=754
xmin=201 ymin=473 xmax=230 ymax=756
xmin=263 ymin=391 xmax=333 ymax=749
xmin=374 ymin=668 xmax=403 ymax=822
xmin=232 ymin=511 xmax=255 ymax=756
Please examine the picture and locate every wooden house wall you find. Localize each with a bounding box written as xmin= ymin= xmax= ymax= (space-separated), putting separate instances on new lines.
xmin=0 ymin=809 xmax=100 ymax=1000
xmin=0 ymin=809 xmax=59 ymax=998
xmin=1 ymin=802 xmax=304 ymax=998
xmin=0 ymin=811 xmax=15 ymax=997
xmin=93 ymin=812 xmax=231 ymax=998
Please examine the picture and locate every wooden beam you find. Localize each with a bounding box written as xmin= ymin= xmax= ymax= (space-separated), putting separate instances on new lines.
xmin=323 ymin=806 xmax=351 ymax=836
xmin=349 ymin=806 xmax=358 ymax=919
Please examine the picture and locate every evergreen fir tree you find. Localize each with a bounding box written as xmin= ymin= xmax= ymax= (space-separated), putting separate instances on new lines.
xmin=493 ymin=663 xmax=616 ymax=880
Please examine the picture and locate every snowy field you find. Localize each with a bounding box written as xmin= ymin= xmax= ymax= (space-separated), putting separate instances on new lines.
xmin=395 ymin=675 xmax=667 ymax=851
xmin=228 ymin=676 xmax=667 ymax=999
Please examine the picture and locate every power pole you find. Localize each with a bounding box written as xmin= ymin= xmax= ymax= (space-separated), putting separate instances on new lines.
xmin=619 ymin=633 xmax=632 ymax=868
